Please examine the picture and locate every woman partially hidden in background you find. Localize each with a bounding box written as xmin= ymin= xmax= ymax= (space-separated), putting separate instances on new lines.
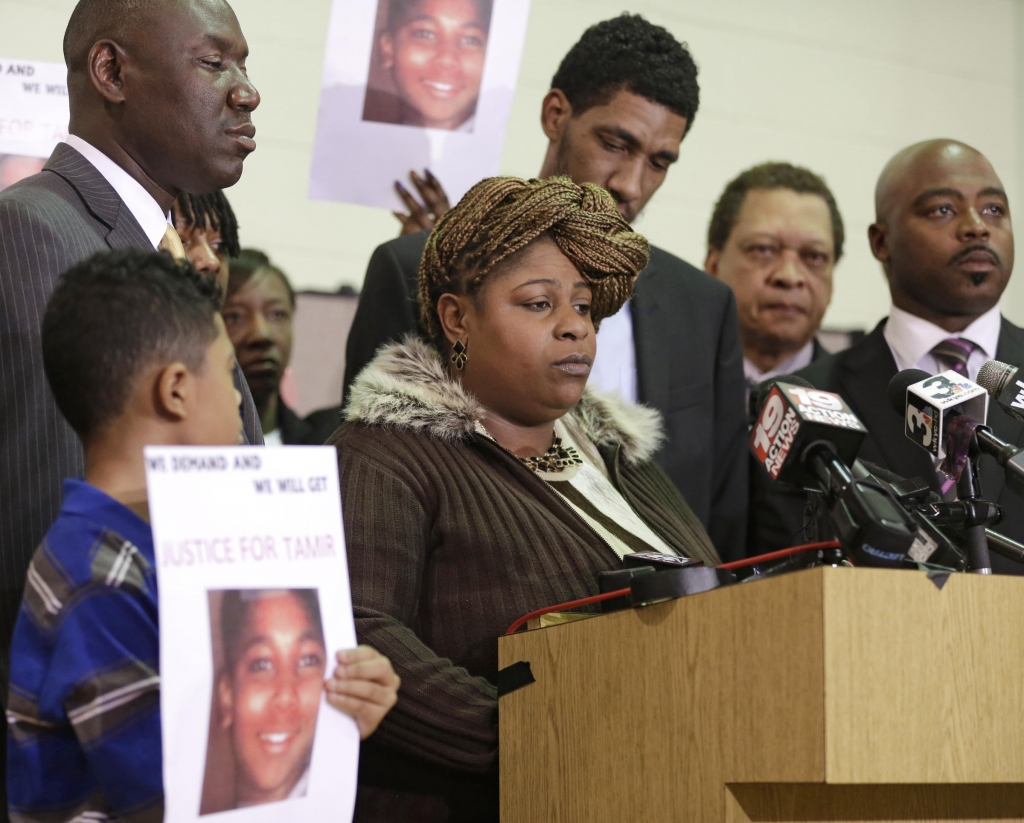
xmin=333 ymin=175 xmax=720 ymax=822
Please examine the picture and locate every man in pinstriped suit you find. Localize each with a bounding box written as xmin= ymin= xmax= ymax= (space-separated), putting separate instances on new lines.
xmin=0 ymin=0 xmax=261 ymax=728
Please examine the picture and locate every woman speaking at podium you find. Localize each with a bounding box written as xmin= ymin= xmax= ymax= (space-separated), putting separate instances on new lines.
xmin=332 ymin=176 xmax=720 ymax=822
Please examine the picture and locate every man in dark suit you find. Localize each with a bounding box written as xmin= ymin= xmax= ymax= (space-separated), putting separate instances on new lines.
xmin=703 ymin=161 xmax=843 ymax=423
xmin=344 ymin=15 xmax=749 ymax=560
xmin=0 ymin=0 xmax=262 ymax=703
xmin=750 ymin=139 xmax=1024 ymax=573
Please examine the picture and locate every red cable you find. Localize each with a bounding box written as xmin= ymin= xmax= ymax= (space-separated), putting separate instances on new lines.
xmin=717 ymin=540 xmax=842 ymax=570
xmin=505 ymin=588 xmax=630 ymax=635
xmin=504 ymin=541 xmax=845 ymax=635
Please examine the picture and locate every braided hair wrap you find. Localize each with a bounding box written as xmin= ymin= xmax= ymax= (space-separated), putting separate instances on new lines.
xmin=418 ymin=176 xmax=649 ymax=348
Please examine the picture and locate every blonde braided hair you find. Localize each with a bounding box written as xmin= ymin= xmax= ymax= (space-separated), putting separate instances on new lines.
xmin=419 ymin=176 xmax=649 ymax=350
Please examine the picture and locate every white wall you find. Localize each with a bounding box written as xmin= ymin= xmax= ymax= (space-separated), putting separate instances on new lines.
xmin=2 ymin=0 xmax=1022 ymax=331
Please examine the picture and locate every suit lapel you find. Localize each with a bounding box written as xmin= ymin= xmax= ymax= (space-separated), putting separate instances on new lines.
xmin=811 ymin=338 xmax=829 ymax=362
xmin=44 ymin=143 xmax=152 ymax=251
xmin=631 ymin=264 xmax=669 ymax=415
xmin=839 ymin=323 xmax=937 ymax=486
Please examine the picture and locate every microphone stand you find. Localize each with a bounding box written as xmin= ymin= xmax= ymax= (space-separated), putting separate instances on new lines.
xmin=986 ymin=528 xmax=1024 ymax=566
xmin=957 ymin=436 xmax=996 ymax=574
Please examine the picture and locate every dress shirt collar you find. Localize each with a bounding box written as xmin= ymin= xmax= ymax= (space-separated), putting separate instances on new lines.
xmin=65 ymin=134 xmax=171 ymax=249
xmin=743 ymin=339 xmax=816 ymax=386
xmin=883 ymin=303 xmax=1002 ymax=373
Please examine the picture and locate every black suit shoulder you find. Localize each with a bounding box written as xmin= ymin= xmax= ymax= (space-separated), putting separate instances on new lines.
xmin=343 ymin=231 xmax=429 ymax=397
xmin=0 ymin=171 xmax=107 ymax=265
xmin=998 ymin=316 xmax=1024 ymax=354
xmin=279 ymin=403 xmax=344 ymax=446
xmin=632 ymin=244 xmax=748 ymax=560
xmin=644 ymin=244 xmax=734 ymax=305
xmin=1 ymin=169 xmax=79 ymax=213
xmin=794 ymin=347 xmax=846 ymax=393
xmin=386 ymin=230 xmax=430 ymax=279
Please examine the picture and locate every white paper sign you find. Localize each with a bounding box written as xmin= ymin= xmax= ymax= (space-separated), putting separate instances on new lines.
xmin=145 ymin=446 xmax=358 ymax=823
xmin=308 ymin=0 xmax=530 ymax=210
xmin=0 ymin=59 xmax=69 ymax=158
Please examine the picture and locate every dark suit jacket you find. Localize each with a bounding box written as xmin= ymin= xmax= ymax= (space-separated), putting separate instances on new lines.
xmin=748 ymin=318 xmax=1024 ymax=574
xmin=745 ymin=338 xmax=830 ymax=426
xmin=343 ymin=230 xmax=749 ymax=560
xmin=279 ymin=402 xmax=343 ymax=445
xmin=0 ymin=144 xmax=263 ymax=689
xmin=806 ymin=338 xmax=829 ymax=367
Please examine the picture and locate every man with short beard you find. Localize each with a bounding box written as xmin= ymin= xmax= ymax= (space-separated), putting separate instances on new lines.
xmin=0 ymin=0 xmax=261 ymax=731
xmin=346 ymin=14 xmax=749 ymax=561
xmin=750 ymin=139 xmax=1024 ymax=571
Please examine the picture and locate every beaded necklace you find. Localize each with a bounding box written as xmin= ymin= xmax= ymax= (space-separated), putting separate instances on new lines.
xmin=518 ymin=436 xmax=583 ymax=474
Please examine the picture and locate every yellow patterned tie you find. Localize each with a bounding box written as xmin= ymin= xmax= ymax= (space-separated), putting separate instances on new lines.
xmin=159 ymin=224 xmax=187 ymax=262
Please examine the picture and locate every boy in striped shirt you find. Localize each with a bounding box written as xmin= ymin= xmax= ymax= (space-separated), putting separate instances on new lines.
xmin=7 ymin=250 xmax=398 ymax=822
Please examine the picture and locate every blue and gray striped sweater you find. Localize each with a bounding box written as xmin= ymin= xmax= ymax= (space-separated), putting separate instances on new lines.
xmin=7 ymin=479 xmax=162 ymax=823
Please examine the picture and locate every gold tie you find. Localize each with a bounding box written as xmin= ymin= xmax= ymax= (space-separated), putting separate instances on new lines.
xmin=159 ymin=224 xmax=187 ymax=262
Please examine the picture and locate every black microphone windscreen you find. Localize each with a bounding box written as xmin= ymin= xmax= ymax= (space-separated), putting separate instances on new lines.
xmin=755 ymin=374 xmax=815 ymax=416
xmin=886 ymin=369 xmax=930 ymax=417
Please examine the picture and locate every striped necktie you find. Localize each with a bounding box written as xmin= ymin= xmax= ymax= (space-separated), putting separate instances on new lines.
xmin=159 ymin=225 xmax=187 ymax=262
xmin=931 ymin=337 xmax=977 ymax=377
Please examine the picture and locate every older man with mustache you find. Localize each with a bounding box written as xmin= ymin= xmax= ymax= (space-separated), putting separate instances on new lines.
xmin=704 ymin=161 xmax=844 ymax=420
xmin=749 ymin=139 xmax=1024 ymax=571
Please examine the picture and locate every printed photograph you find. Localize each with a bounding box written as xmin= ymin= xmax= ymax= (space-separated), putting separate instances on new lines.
xmin=199 ymin=588 xmax=327 ymax=813
xmin=308 ymin=0 xmax=529 ymax=211
xmin=362 ymin=0 xmax=494 ymax=132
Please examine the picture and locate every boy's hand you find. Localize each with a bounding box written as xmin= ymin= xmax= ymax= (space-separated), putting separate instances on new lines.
xmin=325 ymin=646 xmax=400 ymax=740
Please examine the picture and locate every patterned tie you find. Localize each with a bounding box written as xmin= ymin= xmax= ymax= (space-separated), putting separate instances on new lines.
xmin=931 ymin=337 xmax=977 ymax=377
xmin=158 ymin=224 xmax=187 ymax=262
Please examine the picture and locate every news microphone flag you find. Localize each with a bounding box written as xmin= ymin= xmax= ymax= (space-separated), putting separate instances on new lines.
xmin=896 ymin=370 xmax=988 ymax=460
xmin=750 ymin=382 xmax=867 ymax=488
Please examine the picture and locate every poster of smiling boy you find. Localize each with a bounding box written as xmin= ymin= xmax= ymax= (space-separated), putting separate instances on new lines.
xmin=200 ymin=588 xmax=327 ymax=811
xmin=146 ymin=445 xmax=359 ymax=822
xmin=308 ymin=0 xmax=530 ymax=211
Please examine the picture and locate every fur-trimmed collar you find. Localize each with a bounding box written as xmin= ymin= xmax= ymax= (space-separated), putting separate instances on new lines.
xmin=344 ymin=336 xmax=663 ymax=465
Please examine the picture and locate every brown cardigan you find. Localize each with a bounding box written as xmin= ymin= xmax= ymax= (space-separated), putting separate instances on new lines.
xmin=334 ymin=338 xmax=719 ymax=821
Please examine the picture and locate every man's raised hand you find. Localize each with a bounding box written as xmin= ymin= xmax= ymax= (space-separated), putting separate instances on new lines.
xmin=393 ymin=169 xmax=451 ymax=236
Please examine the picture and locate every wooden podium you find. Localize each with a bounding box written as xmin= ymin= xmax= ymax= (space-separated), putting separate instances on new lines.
xmin=497 ymin=567 xmax=1024 ymax=822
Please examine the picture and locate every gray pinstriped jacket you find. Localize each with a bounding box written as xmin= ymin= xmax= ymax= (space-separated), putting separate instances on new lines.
xmin=0 ymin=142 xmax=262 ymax=695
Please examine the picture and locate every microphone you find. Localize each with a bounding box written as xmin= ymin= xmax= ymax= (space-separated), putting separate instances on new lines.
xmin=887 ymin=368 xmax=989 ymax=461
xmin=750 ymin=375 xmax=867 ymax=487
xmin=976 ymin=359 xmax=1024 ymax=423
xmin=750 ymin=376 xmax=919 ymax=567
xmin=887 ymin=369 xmax=1003 ymax=573
xmin=851 ymin=460 xmax=967 ymax=570
xmin=885 ymin=368 xmax=1024 ymax=494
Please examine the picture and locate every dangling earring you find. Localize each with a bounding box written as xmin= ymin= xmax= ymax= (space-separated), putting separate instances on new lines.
xmin=451 ymin=339 xmax=468 ymax=370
